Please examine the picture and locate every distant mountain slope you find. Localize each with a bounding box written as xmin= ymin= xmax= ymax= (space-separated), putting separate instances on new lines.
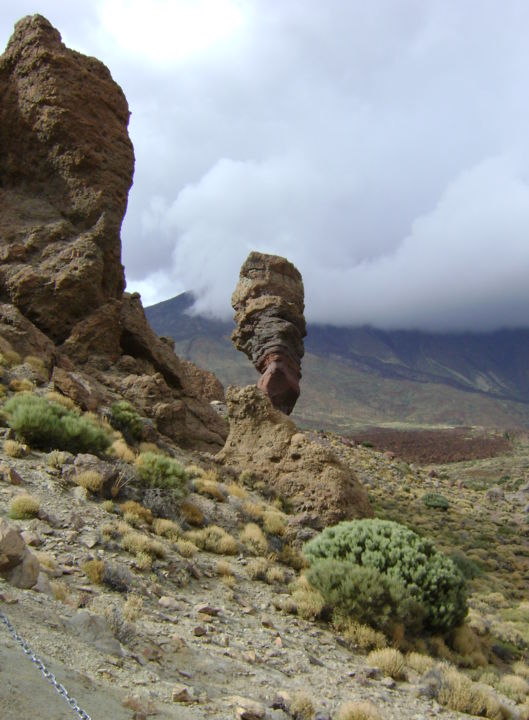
xmin=145 ymin=293 xmax=529 ymax=430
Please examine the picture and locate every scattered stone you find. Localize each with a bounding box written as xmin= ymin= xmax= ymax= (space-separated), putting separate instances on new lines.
xmin=195 ymin=603 xmax=220 ymax=616
xmin=0 ymin=518 xmax=41 ymax=589
xmin=193 ymin=625 xmax=207 ymax=637
xmin=172 ymin=684 xmax=196 ymax=703
xmin=0 ymin=465 xmax=23 ymax=485
xmin=231 ymin=696 xmax=266 ymax=720
xmin=158 ymin=595 xmax=180 ymax=610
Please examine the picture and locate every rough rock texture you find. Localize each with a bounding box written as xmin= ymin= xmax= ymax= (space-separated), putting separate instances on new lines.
xmin=0 ymin=517 xmax=40 ymax=588
xmin=0 ymin=15 xmax=226 ymax=450
xmin=216 ymin=386 xmax=373 ymax=528
xmin=231 ymin=252 xmax=306 ymax=415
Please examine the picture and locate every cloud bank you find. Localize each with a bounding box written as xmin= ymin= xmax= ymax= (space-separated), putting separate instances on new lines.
xmin=2 ymin=1 xmax=529 ymax=330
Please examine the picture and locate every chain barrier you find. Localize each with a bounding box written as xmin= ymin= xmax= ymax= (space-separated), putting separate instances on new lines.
xmin=0 ymin=607 xmax=91 ymax=720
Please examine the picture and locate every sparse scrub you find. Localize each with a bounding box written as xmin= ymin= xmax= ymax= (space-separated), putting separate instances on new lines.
xmin=152 ymin=517 xmax=180 ymax=540
xmin=280 ymin=543 xmax=308 ymax=571
xmin=304 ymin=519 xmax=467 ymax=633
xmin=4 ymin=394 xmax=111 ymax=454
xmin=332 ymin=615 xmax=387 ymax=652
xmin=24 ymin=355 xmax=48 ymax=378
xmin=366 ymin=648 xmax=405 ymax=680
xmin=9 ymin=378 xmax=34 ymax=393
xmin=50 ymin=580 xmax=69 ymax=604
xmin=290 ymin=575 xmax=326 ymax=620
xmin=290 ymin=691 xmax=315 ymax=720
xmin=226 ymin=481 xmax=248 ymax=499
xmin=124 ymin=594 xmax=143 ymax=622
xmin=75 ymin=470 xmax=104 ymax=493
xmin=193 ymin=471 xmax=226 ymax=501
xmin=121 ymin=531 xmax=166 ymax=558
xmin=81 ymin=559 xmax=105 ymax=584
xmin=135 ymin=452 xmax=188 ymax=494
xmin=246 ymin=557 xmax=269 ymax=581
xmin=103 ymin=562 xmax=133 ymax=592
xmin=179 ymin=499 xmax=204 ymax=526
xmin=422 ymin=492 xmax=450 ymax=510
xmin=242 ymin=501 xmax=264 ymax=520
xmin=406 ymin=651 xmax=436 ymax=675
xmin=47 ymin=450 xmax=69 ymax=468
xmin=335 ymin=700 xmax=382 ymax=720
xmin=45 ymin=391 xmax=78 ymax=412
xmin=185 ymin=464 xmax=205 ymax=478
xmin=0 ymin=349 xmax=21 ymax=367
xmin=3 ymin=439 xmax=27 ymax=457
xmin=176 ymin=539 xmax=197 ymax=558
xmin=9 ymin=493 xmax=40 ymax=519
xmin=120 ymin=500 xmax=152 ymax=525
xmin=186 ymin=525 xmax=238 ymax=555
xmin=436 ymin=666 xmax=507 ymax=719
xmin=497 ymin=675 xmax=529 ymax=703
xmin=109 ymin=401 xmax=143 ymax=442
xmin=101 ymin=500 xmax=115 ymax=513
xmin=240 ymin=522 xmax=268 ymax=555
xmin=217 ymin=560 xmax=234 ymax=577
xmin=110 ymin=438 xmax=136 ymax=463
xmin=266 ymin=565 xmax=286 ymax=585
xmin=134 ymin=551 xmax=152 ymax=571
xmin=263 ymin=509 xmax=287 ymax=536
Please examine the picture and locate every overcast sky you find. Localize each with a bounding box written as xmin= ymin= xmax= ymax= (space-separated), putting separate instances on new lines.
xmin=2 ymin=1 xmax=529 ymax=331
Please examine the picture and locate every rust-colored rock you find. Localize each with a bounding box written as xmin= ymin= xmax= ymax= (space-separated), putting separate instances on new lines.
xmin=231 ymin=252 xmax=306 ymax=415
xmin=0 ymin=15 xmax=227 ymax=451
xmin=217 ymin=386 xmax=373 ymax=528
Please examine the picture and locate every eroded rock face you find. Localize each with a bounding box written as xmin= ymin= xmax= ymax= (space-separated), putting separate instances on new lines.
xmin=231 ymin=252 xmax=306 ymax=415
xmin=217 ymin=385 xmax=373 ymax=528
xmin=0 ymin=15 xmax=227 ymax=451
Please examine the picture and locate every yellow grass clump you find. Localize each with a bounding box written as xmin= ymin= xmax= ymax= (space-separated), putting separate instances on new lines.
xmin=366 ymin=648 xmax=406 ymax=680
xmin=124 ymin=594 xmax=143 ymax=622
xmin=185 ymin=464 xmax=205 ymax=478
xmin=179 ymin=499 xmax=205 ymax=526
xmin=45 ymin=391 xmax=77 ymax=412
xmin=437 ymin=666 xmax=505 ymax=719
xmin=9 ymin=378 xmax=34 ymax=393
xmin=24 ymin=355 xmax=48 ymax=378
xmin=406 ymin=651 xmax=436 ymax=675
xmin=120 ymin=500 xmax=153 ymax=525
xmin=290 ymin=575 xmax=325 ymax=620
xmin=176 ymin=539 xmax=198 ymax=558
xmin=81 ymin=559 xmax=105 ymax=584
xmin=497 ymin=674 xmax=529 ymax=703
xmin=152 ymin=518 xmax=181 ymax=540
xmin=0 ymin=349 xmax=21 ymax=367
xmin=266 ymin=565 xmax=286 ymax=585
xmin=134 ymin=551 xmax=153 ymax=571
xmin=226 ymin=482 xmax=248 ymax=499
xmin=193 ymin=471 xmax=226 ymax=501
xmin=263 ymin=509 xmax=287 ymax=536
xmin=240 ymin=522 xmax=268 ymax=555
xmin=242 ymin=501 xmax=265 ymax=520
xmin=186 ymin=525 xmax=238 ymax=555
xmin=75 ymin=470 xmax=104 ymax=493
xmin=111 ymin=438 xmax=136 ymax=463
xmin=121 ymin=531 xmax=166 ymax=558
xmin=290 ymin=691 xmax=315 ymax=720
xmin=335 ymin=701 xmax=382 ymax=720
xmin=332 ymin=616 xmax=387 ymax=652
xmin=3 ymin=439 xmax=27 ymax=458
xmin=246 ymin=557 xmax=269 ymax=581
xmin=9 ymin=493 xmax=40 ymax=519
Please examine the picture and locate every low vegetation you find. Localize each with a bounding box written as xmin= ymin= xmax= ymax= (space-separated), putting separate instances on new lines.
xmin=134 ymin=451 xmax=189 ymax=493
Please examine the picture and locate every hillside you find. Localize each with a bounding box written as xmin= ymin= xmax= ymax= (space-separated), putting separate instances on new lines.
xmin=145 ymin=293 xmax=529 ymax=430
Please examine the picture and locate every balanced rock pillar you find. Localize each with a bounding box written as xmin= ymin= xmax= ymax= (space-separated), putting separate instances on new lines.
xmin=231 ymin=252 xmax=306 ymax=414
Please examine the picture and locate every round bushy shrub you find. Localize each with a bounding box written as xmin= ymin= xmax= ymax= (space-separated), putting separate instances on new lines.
xmin=109 ymin=401 xmax=143 ymax=441
xmin=135 ymin=452 xmax=189 ymax=496
xmin=303 ymin=519 xmax=467 ymax=633
xmin=422 ymin=493 xmax=450 ymax=511
xmin=306 ymin=559 xmax=424 ymax=633
xmin=4 ymin=394 xmax=111 ymax=454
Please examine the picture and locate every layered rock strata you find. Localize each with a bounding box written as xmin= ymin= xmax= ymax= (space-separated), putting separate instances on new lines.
xmin=217 ymin=385 xmax=373 ymax=528
xmin=0 ymin=15 xmax=226 ymax=450
xmin=231 ymin=252 xmax=306 ymax=415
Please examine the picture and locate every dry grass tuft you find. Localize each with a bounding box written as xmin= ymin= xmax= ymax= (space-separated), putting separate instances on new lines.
xmin=246 ymin=557 xmax=269 ymax=581
xmin=179 ymin=499 xmax=205 ymax=526
xmin=290 ymin=575 xmax=326 ymax=620
xmin=290 ymin=691 xmax=315 ymax=720
xmin=366 ymin=648 xmax=406 ymax=680
xmin=406 ymin=651 xmax=437 ymax=675
xmin=9 ymin=378 xmax=34 ymax=393
xmin=242 ymin=501 xmax=265 ymax=520
xmin=121 ymin=531 xmax=166 ymax=558
xmin=138 ymin=442 xmax=162 ymax=454
xmin=3 ymin=439 xmax=27 ymax=458
xmin=176 ymin=539 xmax=198 ymax=558
xmin=134 ymin=551 xmax=153 ymax=571
xmin=75 ymin=470 xmax=104 ymax=493
xmin=185 ymin=464 xmax=205 ymax=478
xmin=124 ymin=594 xmax=143 ymax=622
xmin=193 ymin=471 xmax=226 ymax=501
xmin=266 ymin=565 xmax=286 ymax=585
xmin=437 ymin=666 xmax=506 ymax=719
xmin=279 ymin=543 xmax=308 ymax=571
xmin=240 ymin=522 xmax=268 ymax=555
xmin=186 ymin=525 xmax=238 ymax=555
xmin=152 ymin=518 xmax=180 ymax=540
xmin=335 ymin=701 xmax=382 ymax=720
xmin=217 ymin=560 xmax=234 ymax=577
xmin=120 ymin=500 xmax=153 ymax=525
xmin=9 ymin=493 xmax=40 ymax=519
xmin=263 ymin=509 xmax=287 ymax=536
xmin=50 ymin=580 xmax=70 ymax=604
xmin=333 ymin=615 xmax=387 ymax=652
xmin=24 ymin=355 xmax=48 ymax=377
xmin=111 ymin=438 xmax=136 ymax=463
xmin=497 ymin=674 xmax=529 ymax=703
xmin=81 ymin=559 xmax=105 ymax=584
xmin=226 ymin=482 xmax=248 ymax=499
xmin=513 ymin=662 xmax=529 ymax=680
xmin=0 ymin=349 xmax=21 ymax=367
xmin=47 ymin=450 xmax=69 ymax=468
xmin=45 ymin=391 xmax=77 ymax=412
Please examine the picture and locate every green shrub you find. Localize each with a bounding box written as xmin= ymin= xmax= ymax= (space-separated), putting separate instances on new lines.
xmin=4 ymin=394 xmax=111 ymax=454
xmin=303 ymin=519 xmax=467 ymax=634
xmin=306 ymin=559 xmax=423 ymax=634
xmin=135 ymin=452 xmax=188 ymax=495
xmin=422 ymin=493 xmax=450 ymax=510
xmin=109 ymin=401 xmax=143 ymax=441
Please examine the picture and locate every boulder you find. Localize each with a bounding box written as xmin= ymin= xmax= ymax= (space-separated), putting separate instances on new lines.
xmin=231 ymin=252 xmax=306 ymax=415
xmin=0 ymin=518 xmax=41 ymax=589
xmin=217 ymin=386 xmax=373 ymax=528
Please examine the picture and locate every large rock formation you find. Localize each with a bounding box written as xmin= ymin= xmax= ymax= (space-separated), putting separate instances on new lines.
xmin=0 ymin=15 xmax=226 ymax=450
xmin=217 ymin=385 xmax=373 ymax=528
xmin=231 ymin=252 xmax=306 ymax=415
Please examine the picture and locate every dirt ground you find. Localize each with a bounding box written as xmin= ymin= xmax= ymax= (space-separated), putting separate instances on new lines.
xmin=348 ymin=427 xmax=512 ymax=464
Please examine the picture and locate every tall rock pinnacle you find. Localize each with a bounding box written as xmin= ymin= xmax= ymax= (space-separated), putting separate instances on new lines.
xmin=231 ymin=251 xmax=306 ymax=414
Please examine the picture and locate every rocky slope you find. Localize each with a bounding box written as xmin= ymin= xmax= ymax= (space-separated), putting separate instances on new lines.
xmin=0 ymin=15 xmax=226 ymax=452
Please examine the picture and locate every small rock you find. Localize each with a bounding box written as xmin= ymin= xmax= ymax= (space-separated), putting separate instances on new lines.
xmin=20 ymin=530 xmax=42 ymax=547
xmin=381 ymin=676 xmax=396 ymax=689
xmin=231 ymin=696 xmax=266 ymax=720
xmin=172 ymin=684 xmax=196 ymax=703
xmin=261 ymin=614 xmax=274 ymax=628
xmin=33 ymin=571 xmax=53 ymax=595
xmin=0 ymin=465 xmax=23 ymax=485
xmin=193 ymin=625 xmax=207 ymax=637
xmin=195 ymin=603 xmax=220 ymax=616
xmin=159 ymin=595 xmax=180 ymax=610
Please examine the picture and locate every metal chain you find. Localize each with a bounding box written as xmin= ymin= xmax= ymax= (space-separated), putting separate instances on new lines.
xmin=0 ymin=607 xmax=91 ymax=720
